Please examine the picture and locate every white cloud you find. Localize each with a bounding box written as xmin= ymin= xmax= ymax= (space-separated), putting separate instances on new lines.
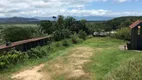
xmin=113 ymin=0 xmax=140 ymax=3
xmin=0 ymin=0 xmax=141 ymax=17
xmin=113 ymin=0 xmax=128 ymax=3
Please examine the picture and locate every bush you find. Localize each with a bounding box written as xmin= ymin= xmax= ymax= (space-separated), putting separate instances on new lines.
xmin=26 ymin=27 xmax=42 ymax=37
xmin=111 ymin=27 xmax=130 ymax=41
xmin=78 ymin=30 xmax=87 ymax=40
xmin=70 ymin=33 xmax=83 ymax=44
xmin=26 ymin=46 xmax=47 ymax=59
xmin=0 ymin=50 xmax=27 ymax=70
xmin=53 ymin=29 xmax=71 ymax=41
xmin=2 ymin=27 xmax=34 ymax=42
xmin=55 ymin=42 xmax=61 ymax=47
xmin=62 ymin=40 xmax=69 ymax=47
xmin=39 ymin=20 xmax=54 ymax=34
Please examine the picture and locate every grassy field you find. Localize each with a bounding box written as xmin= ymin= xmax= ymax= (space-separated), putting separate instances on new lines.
xmin=1 ymin=37 xmax=142 ymax=80
xmin=0 ymin=24 xmax=38 ymax=30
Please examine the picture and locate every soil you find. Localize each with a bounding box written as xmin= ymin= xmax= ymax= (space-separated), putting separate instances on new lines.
xmin=11 ymin=47 xmax=94 ymax=80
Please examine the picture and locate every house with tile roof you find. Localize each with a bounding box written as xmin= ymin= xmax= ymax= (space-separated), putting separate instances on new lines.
xmin=128 ymin=20 xmax=142 ymax=50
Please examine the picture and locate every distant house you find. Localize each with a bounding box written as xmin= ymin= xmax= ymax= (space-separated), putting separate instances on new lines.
xmin=0 ymin=36 xmax=51 ymax=52
xmin=93 ymin=31 xmax=116 ymax=37
xmin=127 ymin=20 xmax=142 ymax=50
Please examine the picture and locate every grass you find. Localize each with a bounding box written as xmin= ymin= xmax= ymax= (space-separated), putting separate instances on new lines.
xmin=0 ymin=39 xmax=78 ymax=79
xmin=0 ymin=24 xmax=38 ymax=29
xmin=1 ymin=37 xmax=142 ymax=80
xmin=81 ymin=37 xmax=142 ymax=80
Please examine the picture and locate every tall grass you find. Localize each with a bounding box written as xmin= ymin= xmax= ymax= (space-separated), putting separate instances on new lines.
xmin=105 ymin=54 xmax=142 ymax=80
xmin=81 ymin=37 xmax=142 ymax=80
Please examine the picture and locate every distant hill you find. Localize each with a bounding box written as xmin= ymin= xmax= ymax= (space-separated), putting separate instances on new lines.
xmin=1 ymin=16 xmax=141 ymax=24
xmin=74 ymin=16 xmax=114 ymax=21
xmin=106 ymin=16 xmax=142 ymax=29
xmin=0 ymin=17 xmax=39 ymax=24
xmin=0 ymin=16 xmax=113 ymax=24
xmin=35 ymin=16 xmax=114 ymax=21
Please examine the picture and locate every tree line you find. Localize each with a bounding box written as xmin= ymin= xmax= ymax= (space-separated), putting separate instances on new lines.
xmin=38 ymin=15 xmax=90 ymax=41
xmin=1 ymin=15 xmax=142 ymax=42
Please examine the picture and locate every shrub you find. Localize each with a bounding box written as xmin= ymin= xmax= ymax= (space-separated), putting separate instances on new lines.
xmin=0 ymin=50 xmax=27 ymax=70
xmin=78 ymin=30 xmax=87 ymax=40
xmin=70 ymin=33 xmax=78 ymax=44
xmin=110 ymin=27 xmax=130 ymax=41
xmin=70 ymin=33 xmax=83 ymax=44
xmin=53 ymin=29 xmax=71 ymax=41
xmin=55 ymin=42 xmax=61 ymax=47
xmin=39 ymin=20 xmax=54 ymax=34
xmin=26 ymin=27 xmax=42 ymax=37
xmin=62 ymin=40 xmax=69 ymax=47
xmin=2 ymin=27 xmax=34 ymax=42
xmin=26 ymin=46 xmax=47 ymax=59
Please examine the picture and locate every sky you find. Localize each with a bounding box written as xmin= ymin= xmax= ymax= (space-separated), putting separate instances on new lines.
xmin=0 ymin=0 xmax=142 ymax=17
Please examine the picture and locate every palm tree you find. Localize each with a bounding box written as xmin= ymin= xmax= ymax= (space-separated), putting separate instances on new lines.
xmin=52 ymin=16 xmax=56 ymax=21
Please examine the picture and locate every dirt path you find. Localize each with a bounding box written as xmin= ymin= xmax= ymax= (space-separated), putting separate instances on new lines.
xmin=11 ymin=47 xmax=94 ymax=80
xmin=11 ymin=64 xmax=45 ymax=80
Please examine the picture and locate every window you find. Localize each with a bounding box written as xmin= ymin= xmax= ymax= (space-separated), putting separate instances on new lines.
xmin=138 ymin=26 xmax=141 ymax=35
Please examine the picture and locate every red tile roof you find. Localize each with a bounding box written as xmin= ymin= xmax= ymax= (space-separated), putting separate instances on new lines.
xmin=0 ymin=36 xmax=51 ymax=50
xmin=129 ymin=20 xmax=142 ymax=28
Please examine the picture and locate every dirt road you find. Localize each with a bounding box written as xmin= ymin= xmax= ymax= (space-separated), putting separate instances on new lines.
xmin=11 ymin=47 xmax=94 ymax=80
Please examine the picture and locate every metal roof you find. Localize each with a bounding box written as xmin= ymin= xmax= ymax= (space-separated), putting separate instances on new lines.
xmin=0 ymin=36 xmax=51 ymax=50
xmin=129 ymin=20 xmax=142 ymax=28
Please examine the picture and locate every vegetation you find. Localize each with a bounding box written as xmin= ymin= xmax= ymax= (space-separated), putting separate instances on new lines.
xmin=70 ymin=33 xmax=82 ymax=44
xmin=81 ymin=37 xmax=142 ymax=80
xmin=1 ymin=15 xmax=142 ymax=80
xmin=78 ymin=30 xmax=87 ymax=40
xmin=53 ymin=29 xmax=71 ymax=41
xmin=38 ymin=15 xmax=90 ymax=41
xmin=0 ymin=24 xmax=39 ymax=43
xmin=106 ymin=16 xmax=142 ymax=29
xmin=1 ymin=37 xmax=142 ymax=80
xmin=38 ymin=20 xmax=54 ymax=34
xmin=0 ymin=35 xmax=83 ymax=71
xmin=87 ymin=16 xmax=142 ymax=33
xmin=105 ymin=57 xmax=142 ymax=80
xmin=0 ymin=24 xmax=38 ymax=29
xmin=2 ymin=27 xmax=41 ymax=42
xmin=111 ymin=27 xmax=130 ymax=41
xmin=0 ymin=49 xmax=27 ymax=70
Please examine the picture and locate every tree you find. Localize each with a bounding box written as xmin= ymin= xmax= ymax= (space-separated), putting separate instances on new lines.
xmin=53 ymin=29 xmax=71 ymax=41
xmin=57 ymin=15 xmax=65 ymax=30
xmin=2 ymin=27 xmax=33 ymax=42
xmin=39 ymin=20 xmax=54 ymax=34
xmin=111 ymin=27 xmax=130 ymax=40
xmin=80 ymin=19 xmax=90 ymax=34
xmin=78 ymin=30 xmax=87 ymax=40
xmin=64 ymin=16 xmax=76 ymax=29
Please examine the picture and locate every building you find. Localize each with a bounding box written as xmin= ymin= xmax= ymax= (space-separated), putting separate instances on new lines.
xmin=127 ymin=20 xmax=142 ymax=50
xmin=0 ymin=36 xmax=51 ymax=52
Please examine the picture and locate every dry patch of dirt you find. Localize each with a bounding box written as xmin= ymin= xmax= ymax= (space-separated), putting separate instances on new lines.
xmin=119 ymin=45 xmax=127 ymax=50
xmin=11 ymin=47 xmax=94 ymax=80
xmin=43 ymin=47 xmax=94 ymax=80
xmin=11 ymin=64 xmax=47 ymax=80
